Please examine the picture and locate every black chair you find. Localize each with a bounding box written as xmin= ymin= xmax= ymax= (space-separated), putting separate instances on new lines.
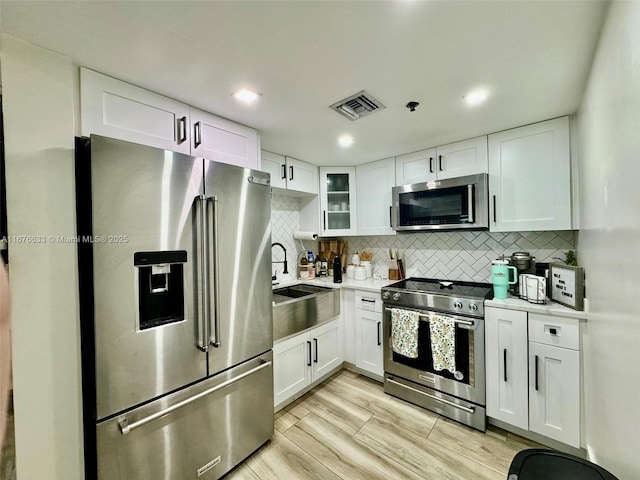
xmin=508 ymin=449 xmax=619 ymax=480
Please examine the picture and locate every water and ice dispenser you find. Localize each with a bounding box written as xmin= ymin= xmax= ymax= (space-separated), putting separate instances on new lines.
xmin=134 ymin=251 xmax=187 ymax=330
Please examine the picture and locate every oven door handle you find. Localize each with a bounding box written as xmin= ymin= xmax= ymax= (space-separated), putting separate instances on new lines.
xmin=384 ymin=307 xmax=475 ymax=327
xmin=387 ymin=377 xmax=475 ymax=414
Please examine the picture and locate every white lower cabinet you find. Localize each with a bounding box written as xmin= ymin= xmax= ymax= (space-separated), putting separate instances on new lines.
xmin=485 ymin=306 xmax=581 ymax=448
xmin=353 ymin=290 xmax=384 ymax=378
xmin=273 ymin=319 xmax=342 ymax=407
xmin=485 ymin=307 xmax=529 ymax=430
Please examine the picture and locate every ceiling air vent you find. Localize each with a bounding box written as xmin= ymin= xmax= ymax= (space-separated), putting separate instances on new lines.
xmin=330 ymin=90 xmax=385 ymax=121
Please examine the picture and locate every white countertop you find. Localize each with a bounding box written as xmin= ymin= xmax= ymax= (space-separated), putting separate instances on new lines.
xmin=486 ymin=296 xmax=587 ymax=320
xmin=273 ymin=275 xmax=394 ymax=293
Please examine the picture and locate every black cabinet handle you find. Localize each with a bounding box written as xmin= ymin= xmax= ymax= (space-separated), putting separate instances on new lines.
xmin=429 ymin=157 xmax=434 ymax=173
xmin=492 ymin=195 xmax=497 ymax=223
xmin=438 ymin=155 xmax=443 ymax=171
xmin=194 ymin=121 xmax=202 ymax=148
xmin=535 ymin=355 xmax=539 ymax=391
xmin=281 ymin=164 xmax=286 ymax=180
xmin=503 ymin=348 xmax=507 ymax=382
xmin=323 ymin=210 xmax=326 ymax=230
xmin=307 ymin=341 xmax=312 ymax=367
xmin=549 ymin=327 xmax=558 ymax=335
xmin=177 ymin=116 xmax=187 ymax=144
xmin=377 ymin=322 xmax=382 ymax=346
xmin=313 ymin=338 xmax=318 ymax=363
xmin=389 ymin=206 xmax=392 ymax=228
xmin=289 ymin=165 xmax=294 ymax=181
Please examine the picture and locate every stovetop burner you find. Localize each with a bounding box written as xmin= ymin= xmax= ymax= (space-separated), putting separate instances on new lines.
xmin=392 ymin=278 xmax=493 ymax=300
xmin=381 ymin=277 xmax=493 ymax=317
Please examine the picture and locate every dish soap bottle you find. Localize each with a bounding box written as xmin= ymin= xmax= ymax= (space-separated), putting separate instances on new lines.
xmin=333 ymin=255 xmax=342 ymax=283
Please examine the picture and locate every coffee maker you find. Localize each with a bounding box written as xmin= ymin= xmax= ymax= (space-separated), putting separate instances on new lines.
xmin=509 ymin=251 xmax=536 ymax=296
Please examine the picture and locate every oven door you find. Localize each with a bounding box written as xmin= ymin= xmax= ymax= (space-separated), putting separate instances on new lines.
xmin=383 ymin=306 xmax=485 ymax=405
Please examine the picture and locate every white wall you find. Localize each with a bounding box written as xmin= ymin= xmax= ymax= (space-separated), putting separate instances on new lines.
xmin=0 ymin=35 xmax=84 ymax=479
xmin=576 ymin=2 xmax=640 ymax=478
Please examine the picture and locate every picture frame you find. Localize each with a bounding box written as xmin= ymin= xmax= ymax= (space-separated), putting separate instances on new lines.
xmin=549 ymin=263 xmax=585 ymax=311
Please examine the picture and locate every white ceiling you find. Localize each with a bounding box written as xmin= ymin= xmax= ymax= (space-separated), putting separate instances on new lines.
xmin=0 ymin=0 xmax=609 ymax=166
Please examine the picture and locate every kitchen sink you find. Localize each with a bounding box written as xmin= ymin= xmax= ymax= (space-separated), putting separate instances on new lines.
xmin=272 ymin=283 xmax=340 ymax=341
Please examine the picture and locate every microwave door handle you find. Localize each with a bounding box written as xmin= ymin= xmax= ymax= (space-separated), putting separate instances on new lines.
xmin=467 ymin=185 xmax=474 ymax=224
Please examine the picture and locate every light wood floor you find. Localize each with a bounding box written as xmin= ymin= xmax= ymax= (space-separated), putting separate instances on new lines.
xmin=226 ymin=369 xmax=539 ymax=480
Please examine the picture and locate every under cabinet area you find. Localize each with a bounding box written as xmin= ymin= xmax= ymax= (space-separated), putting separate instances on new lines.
xmin=353 ymin=290 xmax=384 ymax=378
xmin=485 ymin=306 xmax=582 ymax=448
xmin=273 ymin=318 xmax=342 ymax=408
xmin=394 ymin=136 xmax=488 ymax=185
xmin=261 ymin=150 xmax=318 ymax=194
xmin=81 ymin=68 xmax=260 ymax=169
xmin=488 ymin=116 xmax=572 ymax=232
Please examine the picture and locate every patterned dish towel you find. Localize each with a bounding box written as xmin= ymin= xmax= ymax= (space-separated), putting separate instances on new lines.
xmin=429 ymin=313 xmax=456 ymax=373
xmin=391 ymin=308 xmax=419 ymax=359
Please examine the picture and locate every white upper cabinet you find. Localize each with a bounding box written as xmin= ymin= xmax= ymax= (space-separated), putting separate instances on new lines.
xmin=261 ymin=151 xmax=318 ymax=195
xmin=81 ymin=69 xmax=260 ymax=169
xmin=190 ymin=108 xmax=259 ymax=170
xmin=395 ymin=148 xmax=437 ymax=185
xmin=319 ymin=167 xmax=357 ymax=236
xmin=395 ymin=136 xmax=487 ymax=185
xmin=81 ymin=68 xmax=191 ymax=154
xmin=488 ymin=116 xmax=571 ymax=232
xmin=260 ymin=150 xmax=287 ymax=190
xmin=356 ymin=157 xmax=396 ymax=236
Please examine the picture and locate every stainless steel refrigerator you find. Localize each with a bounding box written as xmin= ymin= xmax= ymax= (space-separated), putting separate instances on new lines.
xmin=75 ymin=135 xmax=273 ymax=479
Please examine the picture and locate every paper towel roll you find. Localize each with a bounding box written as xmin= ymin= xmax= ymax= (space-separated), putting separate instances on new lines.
xmin=293 ymin=230 xmax=318 ymax=241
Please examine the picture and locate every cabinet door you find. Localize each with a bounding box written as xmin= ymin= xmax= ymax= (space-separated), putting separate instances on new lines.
xmin=355 ymin=309 xmax=383 ymax=377
xmin=485 ymin=307 xmax=529 ymax=430
xmin=261 ymin=150 xmax=287 ymax=189
xmin=80 ymin=68 xmax=191 ymax=154
xmin=311 ymin=320 xmax=342 ymax=380
xmin=488 ymin=117 xmax=571 ymax=231
xmin=286 ymin=157 xmax=318 ymax=195
xmin=191 ymin=108 xmax=259 ymax=169
xmin=319 ymin=167 xmax=357 ymax=236
xmin=395 ymin=148 xmax=437 ymax=185
xmin=356 ymin=157 xmax=396 ymax=236
xmin=436 ymin=136 xmax=488 ymax=180
xmin=529 ymin=342 xmax=580 ymax=447
xmin=273 ymin=333 xmax=311 ymax=407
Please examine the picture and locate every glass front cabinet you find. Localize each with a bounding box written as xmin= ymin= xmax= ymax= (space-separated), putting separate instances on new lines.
xmin=319 ymin=167 xmax=357 ymax=236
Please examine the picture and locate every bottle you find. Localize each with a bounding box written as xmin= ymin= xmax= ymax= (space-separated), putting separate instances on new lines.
xmin=333 ymin=255 xmax=342 ymax=283
xmin=320 ymin=256 xmax=328 ymax=276
xmin=314 ymin=255 xmax=321 ymax=277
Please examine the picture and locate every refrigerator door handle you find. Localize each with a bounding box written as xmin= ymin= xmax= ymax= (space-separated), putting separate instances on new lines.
xmin=118 ymin=360 xmax=273 ymax=435
xmin=207 ymin=196 xmax=221 ymax=348
xmin=195 ymin=195 xmax=209 ymax=352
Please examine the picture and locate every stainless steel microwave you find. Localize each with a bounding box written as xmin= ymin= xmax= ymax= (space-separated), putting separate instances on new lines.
xmin=392 ymin=173 xmax=489 ymax=231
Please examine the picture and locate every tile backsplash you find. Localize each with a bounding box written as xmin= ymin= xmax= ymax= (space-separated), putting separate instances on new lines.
xmin=271 ymin=193 xmax=576 ymax=284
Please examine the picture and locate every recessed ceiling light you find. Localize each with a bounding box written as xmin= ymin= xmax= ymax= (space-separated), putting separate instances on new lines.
xmin=338 ymin=135 xmax=354 ymax=148
xmin=463 ymin=89 xmax=489 ymax=107
xmin=232 ymin=87 xmax=260 ymax=103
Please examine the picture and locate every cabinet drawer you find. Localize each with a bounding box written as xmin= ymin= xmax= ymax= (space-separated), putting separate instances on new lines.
xmin=355 ymin=291 xmax=382 ymax=313
xmin=528 ymin=313 xmax=579 ymax=350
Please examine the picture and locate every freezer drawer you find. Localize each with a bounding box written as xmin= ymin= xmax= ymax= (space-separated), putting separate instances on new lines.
xmin=96 ymin=351 xmax=274 ymax=480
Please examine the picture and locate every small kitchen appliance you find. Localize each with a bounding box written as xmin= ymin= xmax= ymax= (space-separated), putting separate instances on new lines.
xmin=509 ymin=251 xmax=536 ymax=296
xmin=491 ymin=258 xmax=517 ymax=299
xmin=381 ymin=278 xmax=493 ymax=431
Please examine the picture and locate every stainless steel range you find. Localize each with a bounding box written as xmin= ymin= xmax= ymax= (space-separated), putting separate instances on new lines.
xmin=381 ymin=277 xmax=493 ymax=431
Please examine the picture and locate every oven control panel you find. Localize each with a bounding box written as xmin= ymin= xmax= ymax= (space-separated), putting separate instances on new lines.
xmin=381 ymin=290 xmax=485 ymax=318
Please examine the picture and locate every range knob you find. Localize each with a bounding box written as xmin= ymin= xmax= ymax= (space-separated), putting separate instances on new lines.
xmin=469 ymin=303 xmax=478 ymax=312
xmin=392 ymin=293 xmax=401 ymax=301
xmin=381 ymin=291 xmax=390 ymax=301
xmin=453 ymin=300 xmax=463 ymax=310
